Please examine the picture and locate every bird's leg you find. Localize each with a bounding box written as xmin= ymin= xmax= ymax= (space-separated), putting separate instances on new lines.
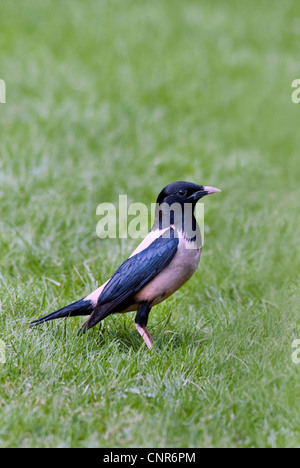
xmin=135 ymin=301 xmax=154 ymax=349
xmin=135 ymin=323 xmax=154 ymax=349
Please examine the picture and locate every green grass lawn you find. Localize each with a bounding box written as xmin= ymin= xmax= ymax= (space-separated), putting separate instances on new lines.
xmin=1 ymin=0 xmax=300 ymax=448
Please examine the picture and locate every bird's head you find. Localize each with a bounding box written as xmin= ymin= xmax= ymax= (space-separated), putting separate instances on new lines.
xmin=156 ymin=181 xmax=221 ymax=208
xmin=153 ymin=181 xmax=221 ymax=239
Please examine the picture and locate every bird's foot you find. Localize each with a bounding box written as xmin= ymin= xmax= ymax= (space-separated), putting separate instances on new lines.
xmin=135 ymin=323 xmax=155 ymax=349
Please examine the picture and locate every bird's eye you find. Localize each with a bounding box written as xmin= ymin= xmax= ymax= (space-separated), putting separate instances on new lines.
xmin=178 ymin=189 xmax=186 ymax=196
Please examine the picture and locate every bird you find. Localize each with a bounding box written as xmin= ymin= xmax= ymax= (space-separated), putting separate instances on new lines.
xmin=30 ymin=181 xmax=221 ymax=348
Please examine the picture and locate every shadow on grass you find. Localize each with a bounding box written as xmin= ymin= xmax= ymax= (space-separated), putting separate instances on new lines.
xmin=80 ymin=313 xmax=207 ymax=355
xmin=29 ymin=307 xmax=208 ymax=357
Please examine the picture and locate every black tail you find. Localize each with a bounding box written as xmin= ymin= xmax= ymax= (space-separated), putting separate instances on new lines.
xmin=30 ymin=298 xmax=94 ymax=328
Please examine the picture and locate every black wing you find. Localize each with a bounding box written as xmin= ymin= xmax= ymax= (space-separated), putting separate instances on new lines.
xmin=82 ymin=229 xmax=179 ymax=331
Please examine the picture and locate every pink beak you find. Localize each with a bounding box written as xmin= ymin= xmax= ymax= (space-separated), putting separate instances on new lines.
xmin=203 ymin=186 xmax=221 ymax=194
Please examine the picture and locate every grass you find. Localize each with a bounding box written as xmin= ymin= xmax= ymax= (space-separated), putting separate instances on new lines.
xmin=1 ymin=0 xmax=300 ymax=448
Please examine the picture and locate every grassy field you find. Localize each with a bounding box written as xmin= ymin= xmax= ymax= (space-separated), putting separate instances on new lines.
xmin=1 ymin=0 xmax=300 ymax=448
